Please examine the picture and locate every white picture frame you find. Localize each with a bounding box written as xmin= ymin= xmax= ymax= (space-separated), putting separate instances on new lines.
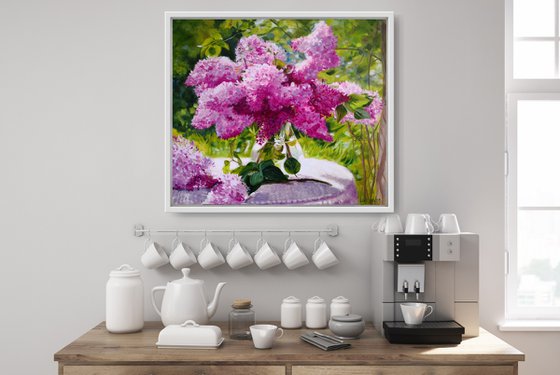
xmin=164 ymin=11 xmax=394 ymax=213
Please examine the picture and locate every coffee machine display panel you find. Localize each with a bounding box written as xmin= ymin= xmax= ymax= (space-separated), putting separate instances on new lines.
xmin=394 ymin=235 xmax=432 ymax=262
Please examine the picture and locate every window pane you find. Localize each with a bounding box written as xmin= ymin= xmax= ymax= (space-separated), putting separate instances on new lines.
xmin=517 ymin=210 xmax=560 ymax=307
xmin=514 ymin=0 xmax=555 ymax=37
xmin=514 ymin=41 xmax=556 ymax=78
xmin=517 ymin=100 xmax=560 ymax=206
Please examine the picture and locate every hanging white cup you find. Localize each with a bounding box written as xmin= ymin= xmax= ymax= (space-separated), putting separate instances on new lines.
xmin=169 ymin=235 xmax=197 ymax=270
xmin=197 ymin=236 xmax=225 ymax=270
xmin=226 ymin=236 xmax=254 ymax=270
xmin=438 ymin=213 xmax=461 ymax=233
xmin=254 ymin=237 xmax=281 ymax=270
xmin=282 ymin=236 xmax=309 ymax=270
xmin=311 ymin=237 xmax=339 ymax=270
xmin=141 ymin=238 xmax=169 ymax=269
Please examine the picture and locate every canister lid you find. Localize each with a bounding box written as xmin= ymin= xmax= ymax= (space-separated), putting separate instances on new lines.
xmin=331 ymin=296 xmax=349 ymax=304
xmin=331 ymin=313 xmax=362 ymax=322
xmin=282 ymin=296 xmax=301 ymax=304
xmin=110 ymin=264 xmax=141 ymax=278
xmin=307 ymin=296 xmax=325 ymax=304
xmin=232 ymin=298 xmax=252 ymax=309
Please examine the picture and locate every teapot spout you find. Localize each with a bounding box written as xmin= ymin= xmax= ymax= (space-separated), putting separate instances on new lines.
xmin=207 ymin=282 xmax=227 ymax=319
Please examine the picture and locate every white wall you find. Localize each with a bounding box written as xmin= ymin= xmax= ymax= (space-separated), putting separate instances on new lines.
xmin=1 ymin=0 xmax=556 ymax=373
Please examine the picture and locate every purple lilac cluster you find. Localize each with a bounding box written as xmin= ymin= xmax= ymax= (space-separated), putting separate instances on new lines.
xmin=185 ymin=21 xmax=351 ymax=143
xmin=334 ymin=82 xmax=384 ymax=126
xmin=172 ymin=136 xmax=247 ymax=204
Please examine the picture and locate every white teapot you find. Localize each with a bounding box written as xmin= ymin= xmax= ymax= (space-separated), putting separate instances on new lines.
xmin=151 ymin=268 xmax=226 ymax=326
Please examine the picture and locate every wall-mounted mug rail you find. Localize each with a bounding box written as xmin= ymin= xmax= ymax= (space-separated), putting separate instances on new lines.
xmin=133 ymin=224 xmax=339 ymax=238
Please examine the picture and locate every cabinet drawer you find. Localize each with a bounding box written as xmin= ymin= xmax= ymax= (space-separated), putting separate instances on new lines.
xmin=63 ymin=365 xmax=285 ymax=375
xmin=292 ymin=365 xmax=514 ymax=375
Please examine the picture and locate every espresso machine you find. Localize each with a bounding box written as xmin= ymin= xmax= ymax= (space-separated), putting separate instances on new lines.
xmin=371 ymin=231 xmax=479 ymax=342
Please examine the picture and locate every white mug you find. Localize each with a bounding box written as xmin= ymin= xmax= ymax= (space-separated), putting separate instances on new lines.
xmin=254 ymin=238 xmax=281 ymax=270
xmin=250 ymin=324 xmax=284 ymax=349
xmin=197 ymin=238 xmax=225 ymax=270
xmin=375 ymin=214 xmax=403 ymax=233
xmin=311 ymin=238 xmax=339 ymax=270
xmin=169 ymin=237 xmax=197 ymax=270
xmin=226 ymin=238 xmax=254 ymax=270
xmin=405 ymin=214 xmax=437 ymax=234
xmin=282 ymin=238 xmax=309 ymax=270
xmin=400 ymin=303 xmax=433 ymax=325
xmin=438 ymin=213 xmax=461 ymax=233
xmin=141 ymin=239 xmax=169 ymax=269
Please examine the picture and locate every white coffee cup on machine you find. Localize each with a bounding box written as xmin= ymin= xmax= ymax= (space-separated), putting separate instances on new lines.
xmin=400 ymin=302 xmax=433 ymax=325
xmin=438 ymin=213 xmax=461 ymax=233
xmin=405 ymin=214 xmax=437 ymax=234
xmin=375 ymin=214 xmax=403 ymax=233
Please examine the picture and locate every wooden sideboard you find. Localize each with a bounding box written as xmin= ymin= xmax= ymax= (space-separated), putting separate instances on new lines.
xmin=54 ymin=322 xmax=524 ymax=375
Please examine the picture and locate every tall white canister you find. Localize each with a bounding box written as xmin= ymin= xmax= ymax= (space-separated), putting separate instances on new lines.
xmin=106 ymin=264 xmax=144 ymax=333
xmin=330 ymin=296 xmax=352 ymax=318
xmin=306 ymin=296 xmax=327 ymax=329
xmin=281 ymin=296 xmax=302 ymax=329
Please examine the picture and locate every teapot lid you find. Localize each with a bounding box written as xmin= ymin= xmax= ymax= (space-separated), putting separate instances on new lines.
xmin=169 ymin=268 xmax=203 ymax=286
xmin=110 ymin=264 xmax=140 ymax=278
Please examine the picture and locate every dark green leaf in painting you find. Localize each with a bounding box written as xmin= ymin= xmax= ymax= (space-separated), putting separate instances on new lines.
xmin=335 ymin=104 xmax=348 ymax=122
xmin=239 ymin=162 xmax=259 ymax=176
xmin=284 ymin=157 xmax=301 ymax=175
xmin=250 ymin=172 xmax=265 ymax=186
xmin=258 ymin=159 xmax=274 ymax=172
xmin=347 ymin=93 xmax=373 ymax=110
xmin=262 ymin=165 xmax=288 ymax=182
xmin=354 ymin=108 xmax=371 ymax=120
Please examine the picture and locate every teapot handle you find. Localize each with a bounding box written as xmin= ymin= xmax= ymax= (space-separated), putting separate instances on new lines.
xmin=151 ymin=286 xmax=166 ymax=317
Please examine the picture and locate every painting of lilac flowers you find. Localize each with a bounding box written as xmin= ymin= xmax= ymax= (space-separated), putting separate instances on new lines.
xmin=167 ymin=14 xmax=393 ymax=211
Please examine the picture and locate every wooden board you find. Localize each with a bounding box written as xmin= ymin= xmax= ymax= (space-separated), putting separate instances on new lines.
xmin=63 ymin=365 xmax=285 ymax=375
xmin=54 ymin=321 xmax=524 ymax=366
xmin=292 ymin=365 xmax=515 ymax=375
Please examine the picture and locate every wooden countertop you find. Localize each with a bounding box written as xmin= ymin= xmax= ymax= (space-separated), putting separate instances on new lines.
xmin=54 ymin=321 xmax=524 ymax=366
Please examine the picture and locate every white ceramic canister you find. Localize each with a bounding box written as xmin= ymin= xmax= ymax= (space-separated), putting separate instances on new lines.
xmin=306 ymin=296 xmax=327 ymax=329
xmin=106 ymin=264 xmax=144 ymax=333
xmin=281 ymin=296 xmax=302 ymax=329
xmin=330 ymin=296 xmax=352 ymax=318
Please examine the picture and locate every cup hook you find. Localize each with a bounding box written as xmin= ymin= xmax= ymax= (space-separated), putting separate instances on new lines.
xmin=314 ymin=231 xmax=322 ymax=252
xmin=172 ymin=231 xmax=180 ymax=249
xmin=144 ymin=230 xmax=152 ymax=250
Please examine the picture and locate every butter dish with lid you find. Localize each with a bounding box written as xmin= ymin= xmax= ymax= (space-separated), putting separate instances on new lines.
xmin=156 ymin=320 xmax=224 ymax=349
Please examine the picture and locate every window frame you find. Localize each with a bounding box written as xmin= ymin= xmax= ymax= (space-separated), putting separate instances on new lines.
xmin=505 ymin=0 xmax=560 ymax=321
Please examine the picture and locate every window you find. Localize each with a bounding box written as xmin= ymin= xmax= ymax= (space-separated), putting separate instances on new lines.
xmin=506 ymin=0 xmax=560 ymax=320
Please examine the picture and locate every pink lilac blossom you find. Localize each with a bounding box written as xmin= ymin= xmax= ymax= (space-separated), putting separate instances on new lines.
xmin=185 ymin=57 xmax=240 ymax=95
xmin=172 ymin=136 xmax=219 ymax=190
xmin=241 ymin=64 xmax=288 ymax=112
xmin=334 ymin=81 xmax=384 ymax=126
xmin=184 ymin=22 xmax=361 ymax=143
xmin=290 ymin=21 xmax=340 ymax=82
xmin=292 ymin=105 xmax=333 ymax=142
xmin=235 ymin=35 xmax=287 ymax=67
xmin=191 ymin=82 xmax=254 ymax=138
xmin=204 ymin=173 xmax=248 ymax=205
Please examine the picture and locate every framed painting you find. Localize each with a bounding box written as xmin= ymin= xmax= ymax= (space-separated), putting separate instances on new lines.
xmin=165 ymin=11 xmax=394 ymax=212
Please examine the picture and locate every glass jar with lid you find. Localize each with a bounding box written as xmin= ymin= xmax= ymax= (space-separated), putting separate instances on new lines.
xmin=229 ymin=298 xmax=255 ymax=340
